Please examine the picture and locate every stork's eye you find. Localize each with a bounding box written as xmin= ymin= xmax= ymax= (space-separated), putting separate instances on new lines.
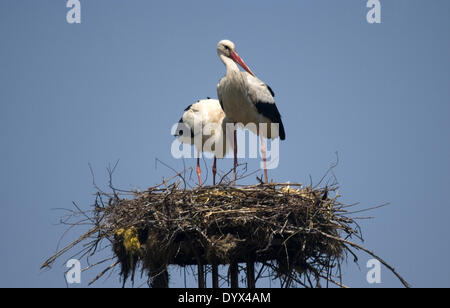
xmin=224 ymin=46 xmax=230 ymax=51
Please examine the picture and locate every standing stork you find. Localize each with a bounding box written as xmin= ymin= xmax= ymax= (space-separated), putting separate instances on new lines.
xmin=174 ymin=98 xmax=231 ymax=187
xmin=216 ymin=40 xmax=286 ymax=184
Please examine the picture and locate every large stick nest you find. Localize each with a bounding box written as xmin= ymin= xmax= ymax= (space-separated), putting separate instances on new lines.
xmin=109 ymin=183 xmax=350 ymax=284
xmin=41 ymin=175 xmax=410 ymax=288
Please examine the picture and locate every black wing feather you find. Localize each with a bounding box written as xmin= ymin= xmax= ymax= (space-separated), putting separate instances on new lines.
xmin=266 ymin=84 xmax=275 ymax=97
xmin=254 ymin=102 xmax=286 ymax=140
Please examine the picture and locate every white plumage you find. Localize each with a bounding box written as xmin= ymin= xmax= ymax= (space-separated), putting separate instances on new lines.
xmin=216 ymin=39 xmax=286 ymax=184
xmin=175 ymin=98 xmax=231 ymax=186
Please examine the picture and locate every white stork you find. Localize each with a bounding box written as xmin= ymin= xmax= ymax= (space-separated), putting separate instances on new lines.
xmin=174 ymin=98 xmax=231 ymax=186
xmin=216 ymin=40 xmax=286 ymax=184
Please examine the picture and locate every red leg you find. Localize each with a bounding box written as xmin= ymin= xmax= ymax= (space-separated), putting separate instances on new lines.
xmin=196 ymin=156 xmax=202 ymax=187
xmin=260 ymin=134 xmax=268 ymax=184
xmin=212 ymin=156 xmax=217 ymax=186
xmin=233 ymin=127 xmax=237 ymax=186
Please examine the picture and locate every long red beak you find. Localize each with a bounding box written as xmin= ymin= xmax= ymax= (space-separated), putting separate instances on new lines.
xmin=231 ymin=51 xmax=255 ymax=76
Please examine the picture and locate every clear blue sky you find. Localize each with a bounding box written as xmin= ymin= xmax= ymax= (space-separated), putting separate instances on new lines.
xmin=0 ymin=0 xmax=449 ymax=288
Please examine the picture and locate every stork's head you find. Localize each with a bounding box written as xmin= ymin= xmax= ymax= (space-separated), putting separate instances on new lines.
xmin=217 ymin=40 xmax=236 ymax=58
xmin=217 ymin=40 xmax=255 ymax=76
